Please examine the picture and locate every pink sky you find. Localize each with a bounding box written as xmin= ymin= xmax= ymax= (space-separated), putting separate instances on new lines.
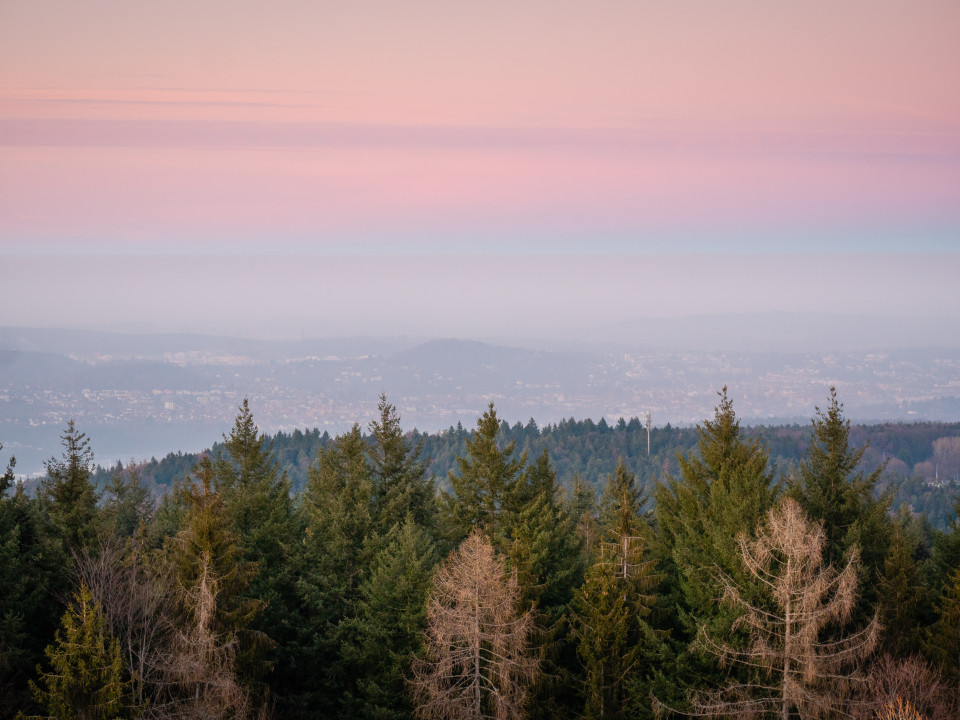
xmin=1 ymin=2 xmax=959 ymax=338
xmin=2 ymin=0 xmax=958 ymax=255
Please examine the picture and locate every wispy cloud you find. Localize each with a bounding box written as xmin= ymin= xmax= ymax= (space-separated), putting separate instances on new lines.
xmin=3 ymin=118 xmax=959 ymax=158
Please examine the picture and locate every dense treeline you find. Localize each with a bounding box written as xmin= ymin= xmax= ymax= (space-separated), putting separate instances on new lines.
xmin=3 ymin=389 xmax=960 ymax=719
xmin=92 ymin=415 xmax=960 ymax=530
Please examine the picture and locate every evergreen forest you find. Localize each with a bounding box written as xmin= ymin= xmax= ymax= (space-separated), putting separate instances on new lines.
xmin=3 ymin=389 xmax=960 ymax=719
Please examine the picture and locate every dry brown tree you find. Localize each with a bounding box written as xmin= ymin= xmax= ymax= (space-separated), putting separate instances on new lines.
xmin=851 ymin=654 xmax=959 ymax=720
xmin=692 ymin=498 xmax=878 ymax=720
xmin=76 ymin=538 xmax=175 ymax=714
xmin=410 ymin=528 xmax=538 ymax=720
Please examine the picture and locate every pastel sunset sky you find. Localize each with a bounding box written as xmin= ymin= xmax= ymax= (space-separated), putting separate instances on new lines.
xmin=2 ymin=1 xmax=958 ymax=338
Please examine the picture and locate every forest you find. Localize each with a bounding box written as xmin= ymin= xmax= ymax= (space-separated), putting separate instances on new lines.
xmin=2 ymin=388 xmax=960 ymax=719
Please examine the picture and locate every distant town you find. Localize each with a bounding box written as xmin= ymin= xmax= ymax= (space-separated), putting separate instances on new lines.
xmin=3 ymin=328 xmax=959 ymax=475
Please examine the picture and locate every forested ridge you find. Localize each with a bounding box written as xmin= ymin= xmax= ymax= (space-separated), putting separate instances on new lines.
xmin=3 ymin=389 xmax=960 ymax=719
xmin=93 ymin=414 xmax=960 ymax=530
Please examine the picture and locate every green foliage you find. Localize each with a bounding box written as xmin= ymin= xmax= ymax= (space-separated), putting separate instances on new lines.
xmin=295 ymin=424 xmax=375 ymax=713
xmin=790 ymin=387 xmax=893 ymax=611
xmin=599 ymin=459 xmax=649 ymax=544
xmin=654 ymin=388 xmax=777 ymax=642
xmin=2 ymin=452 xmax=62 ymax=717
xmin=571 ymin=534 xmax=661 ymax=719
xmin=213 ymin=400 xmax=302 ymax=701
xmin=39 ymin=420 xmax=100 ymax=553
xmin=878 ymin=506 xmax=930 ymax=656
xmin=166 ymin=460 xmax=271 ymax=692
xmin=440 ymin=402 xmax=526 ymax=549
xmin=101 ymin=464 xmax=153 ymax=539
xmin=367 ymin=393 xmax=436 ymax=536
xmin=341 ymin=518 xmax=439 ymax=720
xmin=507 ymin=451 xmax=584 ymax=615
xmin=925 ymin=565 xmax=960 ymax=682
xmin=28 ymin=584 xmax=138 ymax=720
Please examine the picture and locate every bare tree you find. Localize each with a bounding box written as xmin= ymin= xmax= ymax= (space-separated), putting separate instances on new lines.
xmin=76 ymin=538 xmax=174 ymax=714
xmin=690 ymin=498 xmax=878 ymax=720
xmin=410 ymin=529 xmax=538 ymax=720
xmin=851 ymin=654 xmax=960 ymax=720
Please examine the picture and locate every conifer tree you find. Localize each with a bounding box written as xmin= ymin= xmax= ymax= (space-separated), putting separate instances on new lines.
xmin=654 ymin=388 xmax=777 ymax=644
xmin=166 ymin=460 xmax=271 ymax=703
xmin=341 ymin=517 xmax=439 ymax=720
xmin=926 ymin=565 xmax=960 ymax=683
xmin=29 ymin=583 xmax=138 ymax=720
xmin=1 ymin=451 xmax=62 ymax=717
xmin=214 ymin=399 xmax=299 ymax=568
xmin=877 ymin=507 xmax=928 ymax=657
xmin=508 ymin=451 xmax=584 ymax=614
xmin=572 ymin=460 xmax=661 ymax=720
xmin=440 ymin=403 xmax=526 ymax=549
xmin=213 ymin=400 xmax=302 ymax=704
xmin=367 ymin=393 xmax=436 ymax=536
xmin=599 ymin=459 xmax=649 ymax=543
xmin=40 ymin=420 xmax=100 ymax=552
xmin=101 ymin=463 xmax=154 ymax=539
xmin=296 ymin=424 xmax=375 ymax=713
xmin=568 ymin=472 xmax=599 ymax=558
xmin=790 ymin=387 xmax=892 ymax=609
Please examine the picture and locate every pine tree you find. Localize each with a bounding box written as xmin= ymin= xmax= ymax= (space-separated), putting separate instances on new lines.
xmin=295 ymin=424 xmax=375 ymax=714
xmin=790 ymin=387 xmax=892 ymax=609
xmin=572 ymin=459 xmax=661 ymax=720
xmin=29 ymin=584 xmax=138 ymax=720
xmin=166 ymin=460 xmax=271 ymax=706
xmin=367 ymin=393 xmax=436 ymax=536
xmin=654 ymin=388 xmax=777 ymax=643
xmin=101 ymin=463 xmax=154 ymax=539
xmin=877 ymin=507 xmax=928 ymax=657
xmin=440 ymin=403 xmax=526 ymax=549
xmin=40 ymin=420 xmax=100 ymax=552
xmin=342 ymin=517 xmax=439 ymax=720
xmin=213 ymin=400 xmax=302 ymax=704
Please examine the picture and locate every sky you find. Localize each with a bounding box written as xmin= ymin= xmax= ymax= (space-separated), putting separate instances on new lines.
xmin=1 ymin=1 xmax=959 ymax=339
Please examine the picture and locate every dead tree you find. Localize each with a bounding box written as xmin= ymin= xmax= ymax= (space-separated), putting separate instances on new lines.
xmin=410 ymin=528 xmax=538 ymax=720
xmin=692 ymin=498 xmax=878 ymax=720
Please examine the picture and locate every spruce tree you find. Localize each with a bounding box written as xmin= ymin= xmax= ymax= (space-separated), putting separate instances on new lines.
xmin=39 ymin=420 xmax=100 ymax=553
xmin=508 ymin=451 xmax=584 ymax=614
xmin=926 ymin=565 xmax=960 ymax=682
xmin=101 ymin=463 xmax=153 ymax=539
xmin=440 ymin=403 xmax=526 ymax=549
xmin=572 ymin=553 xmax=660 ymax=720
xmin=367 ymin=393 xmax=436 ymax=536
xmin=295 ymin=424 xmax=375 ymax=715
xmin=29 ymin=584 xmax=138 ymax=720
xmin=877 ymin=507 xmax=928 ymax=657
xmin=790 ymin=387 xmax=892 ymax=611
xmin=213 ymin=400 xmax=302 ymax=705
xmin=341 ymin=517 xmax=439 ymax=720
xmin=653 ymin=388 xmax=777 ymax=698
xmin=1 ymin=452 xmax=62 ymax=717
xmin=572 ymin=459 xmax=661 ymax=719
xmin=166 ymin=460 xmax=271 ymax=702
